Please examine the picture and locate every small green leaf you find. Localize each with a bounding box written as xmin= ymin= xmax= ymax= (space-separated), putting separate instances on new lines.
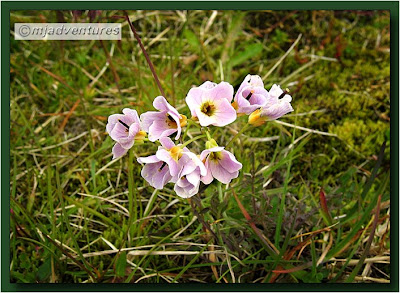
xmin=20 ymin=253 xmax=30 ymax=269
xmin=230 ymin=43 xmax=263 ymax=67
xmin=183 ymin=29 xmax=200 ymax=51
xmin=37 ymin=258 xmax=51 ymax=281
xmin=115 ymin=251 xmax=127 ymax=277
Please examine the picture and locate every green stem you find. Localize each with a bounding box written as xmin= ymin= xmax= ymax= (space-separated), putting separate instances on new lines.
xmin=127 ymin=148 xmax=137 ymax=242
xmin=226 ymin=124 xmax=250 ymax=147
xmin=123 ymin=11 xmax=166 ymax=98
xmin=218 ymin=182 xmax=228 ymax=219
xmin=180 ymin=134 xmax=207 ymax=148
xmin=181 ymin=119 xmax=191 ymax=142
xmin=205 ymin=129 xmax=212 ymax=141
xmin=274 ymin=122 xmax=296 ymax=249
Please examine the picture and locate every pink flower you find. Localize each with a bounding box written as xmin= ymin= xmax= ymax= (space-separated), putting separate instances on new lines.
xmin=155 ymin=137 xmax=187 ymax=177
xmin=200 ymin=147 xmax=242 ymax=184
xmin=174 ymin=151 xmax=207 ymax=198
xmin=233 ymin=74 xmax=269 ymax=115
xmin=137 ymin=137 xmax=179 ymax=189
xmin=106 ymin=108 xmax=145 ymax=159
xmin=260 ymin=84 xmax=293 ymax=120
xmin=185 ymin=81 xmax=237 ymax=127
xmin=137 ymin=155 xmax=172 ymax=190
xmin=140 ymin=96 xmax=187 ymax=142
xmin=137 ymin=137 xmax=207 ymax=197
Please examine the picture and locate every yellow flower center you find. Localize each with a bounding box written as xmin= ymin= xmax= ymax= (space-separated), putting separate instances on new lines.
xmin=169 ymin=146 xmax=183 ymax=161
xmin=200 ymin=101 xmax=216 ymax=117
xmin=166 ymin=114 xmax=178 ymax=128
xmin=209 ymin=151 xmax=222 ymax=162
xmin=134 ymin=130 xmax=147 ymax=140
xmin=166 ymin=114 xmax=188 ymax=128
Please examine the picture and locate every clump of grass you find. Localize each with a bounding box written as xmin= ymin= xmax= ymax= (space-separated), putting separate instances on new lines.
xmin=10 ymin=10 xmax=390 ymax=284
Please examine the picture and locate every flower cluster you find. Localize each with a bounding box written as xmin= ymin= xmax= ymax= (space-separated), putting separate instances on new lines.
xmin=106 ymin=74 xmax=293 ymax=198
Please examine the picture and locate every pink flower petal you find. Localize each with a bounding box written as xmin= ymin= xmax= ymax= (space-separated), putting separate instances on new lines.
xmin=234 ymin=75 xmax=269 ymax=115
xmin=122 ymin=108 xmax=140 ymax=125
xmin=199 ymin=81 xmax=217 ymax=89
xmin=201 ymin=159 xmax=214 ymax=184
xmin=137 ymin=155 xmax=160 ymax=164
xmin=219 ymin=150 xmax=243 ymax=172
xmin=186 ymin=87 xmax=205 ymax=117
xmin=141 ymin=161 xmax=172 ymax=190
xmin=261 ymin=101 xmax=294 ymax=120
xmin=159 ymin=137 xmax=175 ymax=149
xmin=148 ymin=120 xmax=176 ymax=142
xmin=156 ymin=149 xmax=180 ymax=177
xmin=200 ymin=147 xmax=224 ymax=161
xmin=174 ymin=176 xmax=200 ymax=198
xmin=112 ymin=143 xmax=128 ymax=159
xmin=208 ymin=81 xmax=234 ymax=103
xmin=211 ymin=99 xmax=237 ymax=127
xmin=140 ymin=111 xmax=165 ymax=132
xmin=109 ymin=123 xmax=129 ymax=142
xmin=182 ymin=151 xmax=207 ymax=176
xmin=209 ymin=160 xmax=235 ymax=184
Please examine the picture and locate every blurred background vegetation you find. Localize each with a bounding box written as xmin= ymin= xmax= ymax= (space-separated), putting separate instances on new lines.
xmin=10 ymin=10 xmax=390 ymax=284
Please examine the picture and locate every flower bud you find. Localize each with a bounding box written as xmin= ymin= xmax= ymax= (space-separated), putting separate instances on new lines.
xmin=179 ymin=114 xmax=188 ymax=127
xmin=231 ymin=101 xmax=238 ymax=110
xmin=205 ymin=138 xmax=218 ymax=149
xmin=248 ymin=109 xmax=266 ymax=126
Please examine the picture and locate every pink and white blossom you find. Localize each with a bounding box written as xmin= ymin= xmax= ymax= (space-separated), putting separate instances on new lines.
xmin=200 ymin=147 xmax=242 ymax=184
xmin=260 ymin=84 xmax=293 ymax=120
xmin=137 ymin=155 xmax=172 ymax=190
xmin=137 ymin=137 xmax=207 ymax=196
xmin=174 ymin=151 xmax=207 ymax=198
xmin=185 ymin=81 xmax=237 ymax=127
xmin=155 ymin=137 xmax=187 ymax=177
xmin=234 ymin=74 xmax=269 ymax=115
xmin=140 ymin=96 xmax=187 ymax=142
xmin=137 ymin=137 xmax=180 ymax=189
xmin=106 ymin=108 xmax=144 ymax=159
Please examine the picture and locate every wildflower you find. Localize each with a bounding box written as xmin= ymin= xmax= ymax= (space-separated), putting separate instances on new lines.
xmin=137 ymin=155 xmax=172 ymax=190
xmin=155 ymin=137 xmax=186 ymax=177
xmin=248 ymin=84 xmax=293 ymax=126
xmin=261 ymin=84 xmax=294 ymax=119
xmin=137 ymin=137 xmax=180 ymax=189
xmin=185 ymin=81 xmax=237 ymax=127
xmin=106 ymin=108 xmax=145 ymax=159
xmin=200 ymin=146 xmax=242 ymax=184
xmin=174 ymin=151 xmax=207 ymax=198
xmin=140 ymin=96 xmax=187 ymax=142
xmin=234 ymin=74 xmax=269 ymax=115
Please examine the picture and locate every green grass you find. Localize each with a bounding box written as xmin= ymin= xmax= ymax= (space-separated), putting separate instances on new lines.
xmin=10 ymin=10 xmax=390 ymax=283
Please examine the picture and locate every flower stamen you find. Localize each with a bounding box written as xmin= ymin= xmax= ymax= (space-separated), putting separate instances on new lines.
xmin=245 ymin=90 xmax=254 ymax=100
xmin=169 ymin=146 xmax=183 ymax=161
xmin=209 ymin=151 xmax=222 ymax=161
xmin=167 ymin=114 xmax=175 ymax=122
xmin=277 ymin=89 xmax=289 ymax=100
xmin=159 ymin=161 xmax=167 ymax=171
xmin=165 ymin=114 xmax=178 ymax=128
xmin=200 ymin=101 xmax=216 ymax=117
xmin=118 ymin=119 xmax=130 ymax=130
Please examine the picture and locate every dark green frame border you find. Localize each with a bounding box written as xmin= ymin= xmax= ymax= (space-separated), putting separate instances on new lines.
xmin=2 ymin=1 xmax=398 ymax=292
